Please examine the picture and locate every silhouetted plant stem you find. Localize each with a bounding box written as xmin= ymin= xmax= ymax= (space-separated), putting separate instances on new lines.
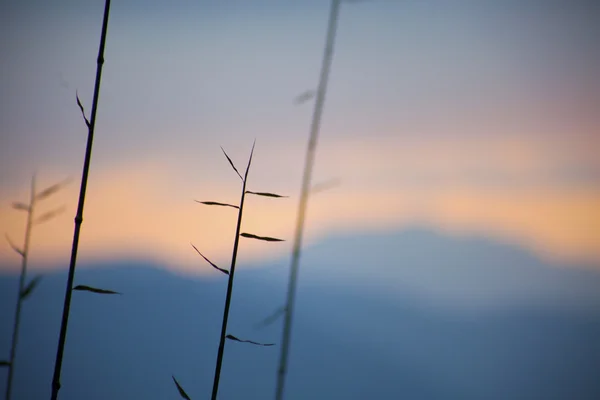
xmin=50 ymin=1 xmax=112 ymax=399
xmin=211 ymin=142 xmax=255 ymax=400
xmin=4 ymin=175 xmax=35 ymax=400
xmin=275 ymin=0 xmax=341 ymax=399
xmin=173 ymin=143 xmax=284 ymax=399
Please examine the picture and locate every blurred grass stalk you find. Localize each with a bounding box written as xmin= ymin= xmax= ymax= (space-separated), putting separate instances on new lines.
xmin=275 ymin=0 xmax=341 ymax=399
xmin=3 ymin=175 xmax=67 ymax=400
xmin=50 ymin=1 xmax=113 ymax=399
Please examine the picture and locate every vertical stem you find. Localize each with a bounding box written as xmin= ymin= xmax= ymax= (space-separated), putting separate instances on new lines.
xmin=4 ymin=175 xmax=36 ymax=400
xmin=275 ymin=1 xmax=341 ymax=399
xmin=210 ymin=183 xmax=247 ymax=400
xmin=211 ymin=144 xmax=254 ymax=400
xmin=50 ymin=1 xmax=111 ymax=399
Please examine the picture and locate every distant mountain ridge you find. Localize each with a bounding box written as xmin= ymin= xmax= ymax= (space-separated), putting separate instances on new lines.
xmin=1 ymin=228 xmax=599 ymax=399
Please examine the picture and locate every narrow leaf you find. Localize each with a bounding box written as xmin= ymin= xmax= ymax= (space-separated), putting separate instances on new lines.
xmin=311 ymin=178 xmax=342 ymax=194
xmin=73 ymin=285 xmax=121 ymax=295
xmin=76 ymin=91 xmax=91 ymax=128
xmin=35 ymin=206 xmax=66 ymax=225
xmin=254 ymin=306 xmax=286 ymax=329
xmin=220 ymin=146 xmax=243 ymax=181
xmin=172 ymin=376 xmax=192 ymax=400
xmin=226 ymin=334 xmax=275 ymax=347
xmin=241 ymin=233 xmax=284 ymax=242
xmin=0 ymin=361 xmax=10 ymax=367
xmin=5 ymin=234 xmax=24 ymax=257
xmin=35 ymin=178 xmax=71 ymax=201
xmin=21 ymin=275 xmax=42 ymax=300
xmin=190 ymin=243 xmax=229 ymax=275
xmin=243 ymin=139 xmax=256 ymax=180
xmin=194 ymin=200 xmax=238 ymax=209
xmin=11 ymin=202 xmax=30 ymax=212
xmin=246 ymin=191 xmax=288 ymax=198
xmin=293 ymin=90 xmax=315 ymax=105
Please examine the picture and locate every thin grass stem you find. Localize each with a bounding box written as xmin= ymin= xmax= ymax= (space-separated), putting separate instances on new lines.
xmin=4 ymin=175 xmax=36 ymax=400
xmin=211 ymin=142 xmax=255 ymax=400
xmin=274 ymin=1 xmax=341 ymax=399
xmin=50 ymin=1 xmax=112 ymax=398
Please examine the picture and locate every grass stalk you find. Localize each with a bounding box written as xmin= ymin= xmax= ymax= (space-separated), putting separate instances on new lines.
xmin=274 ymin=1 xmax=341 ymax=399
xmin=50 ymin=1 xmax=112 ymax=398
xmin=3 ymin=176 xmax=35 ymax=400
xmin=3 ymin=175 xmax=68 ymax=400
xmin=173 ymin=142 xmax=286 ymax=400
xmin=210 ymin=142 xmax=255 ymax=400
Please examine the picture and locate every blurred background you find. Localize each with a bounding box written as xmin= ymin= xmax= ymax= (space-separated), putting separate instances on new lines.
xmin=1 ymin=0 xmax=599 ymax=399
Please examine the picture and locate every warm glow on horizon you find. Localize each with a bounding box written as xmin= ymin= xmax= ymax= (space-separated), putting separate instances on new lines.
xmin=1 ymin=133 xmax=598 ymax=274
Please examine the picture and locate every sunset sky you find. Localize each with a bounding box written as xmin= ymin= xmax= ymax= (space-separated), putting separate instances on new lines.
xmin=1 ymin=0 xmax=599 ymax=273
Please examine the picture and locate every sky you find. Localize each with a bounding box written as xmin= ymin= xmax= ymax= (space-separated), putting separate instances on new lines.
xmin=1 ymin=0 xmax=599 ymax=273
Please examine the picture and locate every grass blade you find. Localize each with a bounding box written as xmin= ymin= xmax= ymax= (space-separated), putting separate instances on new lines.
xmin=172 ymin=376 xmax=192 ymax=400
xmin=194 ymin=200 xmax=239 ymax=209
xmin=226 ymin=334 xmax=275 ymax=347
xmin=245 ymin=191 xmax=288 ymax=198
xmin=76 ymin=91 xmax=91 ymax=128
xmin=21 ymin=275 xmax=42 ymax=300
xmin=254 ymin=306 xmax=286 ymax=330
xmin=35 ymin=178 xmax=71 ymax=201
xmin=11 ymin=202 xmax=30 ymax=212
xmin=311 ymin=177 xmax=341 ymax=194
xmin=73 ymin=285 xmax=121 ymax=295
xmin=243 ymin=140 xmax=256 ymax=181
xmin=5 ymin=234 xmax=24 ymax=257
xmin=34 ymin=206 xmax=66 ymax=225
xmin=293 ymin=90 xmax=315 ymax=105
xmin=220 ymin=146 xmax=243 ymax=181
xmin=240 ymin=232 xmax=285 ymax=242
xmin=190 ymin=243 xmax=229 ymax=275
xmin=0 ymin=361 xmax=10 ymax=367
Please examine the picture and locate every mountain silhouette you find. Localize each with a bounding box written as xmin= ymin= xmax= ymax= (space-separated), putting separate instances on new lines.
xmin=1 ymin=228 xmax=599 ymax=399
